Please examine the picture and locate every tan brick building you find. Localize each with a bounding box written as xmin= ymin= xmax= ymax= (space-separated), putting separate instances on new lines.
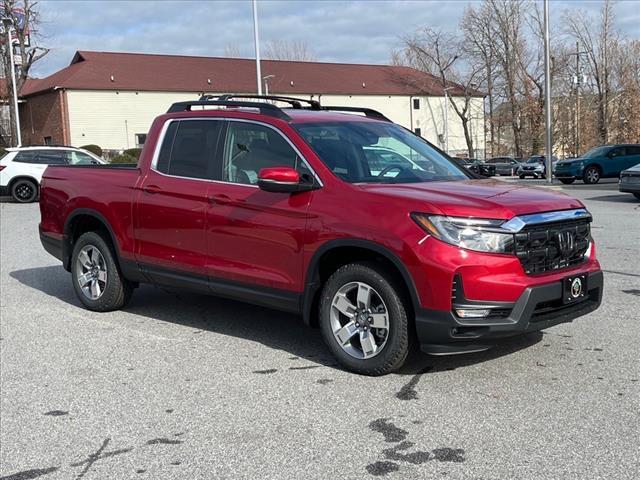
xmin=19 ymin=51 xmax=485 ymax=156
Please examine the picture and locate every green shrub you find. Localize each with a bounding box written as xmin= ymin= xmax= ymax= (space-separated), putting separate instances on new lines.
xmin=110 ymin=154 xmax=137 ymax=164
xmin=123 ymin=148 xmax=142 ymax=159
xmin=80 ymin=144 xmax=103 ymax=157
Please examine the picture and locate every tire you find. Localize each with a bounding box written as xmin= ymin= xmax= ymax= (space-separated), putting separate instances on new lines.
xmin=583 ymin=166 xmax=601 ymax=184
xmin=634 ymin=193 xmax=640 ymax=201
xmin=11 ymin=179 xmax=38 ymax=203
xmin=319 ymin=262 xmax=411 ymax=376
xmin=71 ymin=231 xmax=133 ymax=311
xmin=518 ymin=174 xmax=525 ymax=179
xmin=559 ymin=178 xmax=575 ymax=185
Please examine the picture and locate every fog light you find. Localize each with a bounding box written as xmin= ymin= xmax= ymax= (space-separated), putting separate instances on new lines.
xmin=455 ymin=308 xmax=491 ymax=318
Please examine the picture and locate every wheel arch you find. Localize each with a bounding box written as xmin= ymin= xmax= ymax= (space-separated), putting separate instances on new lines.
xmin=8 ymin=175 xmax=40 ymax=194
xmin=63 ymin=209 xmax=121 ymax=272
xmin=302 ymin=239 xmax=420 ymax=327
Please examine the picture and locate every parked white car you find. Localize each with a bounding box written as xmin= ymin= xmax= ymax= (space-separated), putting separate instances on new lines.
xmin=0 ymin=146 xmax=104 ymax=203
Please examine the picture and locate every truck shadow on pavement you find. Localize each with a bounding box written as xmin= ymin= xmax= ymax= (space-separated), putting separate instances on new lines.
xmin=10 ymin=265 xmax=542 ymax=375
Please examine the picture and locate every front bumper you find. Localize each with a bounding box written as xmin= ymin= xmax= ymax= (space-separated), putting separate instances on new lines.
xmin=415 ymin=270 xmax=603 ymax=354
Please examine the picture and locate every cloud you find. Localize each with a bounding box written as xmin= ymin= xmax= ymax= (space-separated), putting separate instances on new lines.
xmin=32 ymin=0 xmax=639 ymax=77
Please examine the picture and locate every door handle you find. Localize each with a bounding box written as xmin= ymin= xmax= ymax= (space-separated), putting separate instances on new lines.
xmin=209 ymin=194 xmax=232 ymax=205
xmin=143 ymin=185 xmax=161 ymax=194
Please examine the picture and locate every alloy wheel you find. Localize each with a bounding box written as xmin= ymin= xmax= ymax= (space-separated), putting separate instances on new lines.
xmin=75 ymin=245 xmax=107 ymax=300
xmin=14 ymin=183 xmax=35 ymax=201
xmin=330 ymin=281 xmax=389 ymax=359
xmin=586 ymin=168 xmax=599 ymax=184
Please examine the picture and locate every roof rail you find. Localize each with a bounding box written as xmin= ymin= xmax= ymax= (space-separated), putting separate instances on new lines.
xmin=211 ymin=94 xmax=321 ymax=110
xmin=167 ymin=98 xmax=291 ymax=120
xmin=318 ymin=106 xmax=391 ymax=121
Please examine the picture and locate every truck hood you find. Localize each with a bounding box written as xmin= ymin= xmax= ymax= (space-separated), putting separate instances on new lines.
xmin=357 ymin=179 xmax=584 ymax=219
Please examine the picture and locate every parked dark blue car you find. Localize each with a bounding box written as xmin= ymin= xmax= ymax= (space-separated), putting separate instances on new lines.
xmin=554 ymin=144 xmax=640 ymax=184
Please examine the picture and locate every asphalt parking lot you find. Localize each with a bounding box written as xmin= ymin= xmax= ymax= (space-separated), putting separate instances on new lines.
xmin=1 ymin=180 xmax=638 ymax=480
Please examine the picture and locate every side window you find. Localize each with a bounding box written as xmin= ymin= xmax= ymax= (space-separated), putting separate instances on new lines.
xmin=609 ymin=147 xmax=625 ymax=158
xmin=36 ymin=150 xmax=70 ymax=165
xmin=625 ymin=146 xmax=640 ymax=155
xmin=222 ymin=121 xmax=308 ymax=185
xmin=70 ymin=151 xmax=97 ymax=165
xmin=155 ymin=120 xmax=221 ymax=180
xmin=13 ymin=151 xmax=40 ymax=164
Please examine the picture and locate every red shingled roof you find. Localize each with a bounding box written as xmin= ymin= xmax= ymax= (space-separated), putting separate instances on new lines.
xmin=20 ymin=51 xmax=478 ymax=98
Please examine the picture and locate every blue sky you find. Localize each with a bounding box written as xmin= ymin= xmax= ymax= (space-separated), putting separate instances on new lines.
xmin=33 ymin=0 xmax=639 ymax=77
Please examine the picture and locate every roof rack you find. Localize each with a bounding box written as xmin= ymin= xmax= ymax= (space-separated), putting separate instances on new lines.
xmin=317 ymin=106 xmax=390 ymax=121
xmin=167 ymin=98 xmax=291 ymax=120
xmin=211 ymin=94 xmax=321 ymax=110
xmin=166 ymin=95 xmax=391 ymax=122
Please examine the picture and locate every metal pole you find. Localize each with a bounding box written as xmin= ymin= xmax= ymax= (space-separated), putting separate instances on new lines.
xmin=543 ymin=0 xmax=552 ymax=183
xmin=444 ymin=90 xmax=449 ymax=154
xmin=252 ymin=0 xmax=262 ymax=95
xmin=575 ymin=41 xmax=580 ymax=156
xmin=4 ymin=22 xmax=21 ymax=146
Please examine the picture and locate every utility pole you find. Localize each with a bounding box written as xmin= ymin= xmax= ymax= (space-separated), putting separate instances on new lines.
xmin=252 ymin=0 xmax=262 ymax=95
xmin=2 ymin=17 xmax=21 ymax=146
xmin=543 ymin=0 xmax=552 ymax=184
xmin=443 ymin=87 xmax=453 ymax=155
xmin=569 ymin=41 xmax=587 ymax=157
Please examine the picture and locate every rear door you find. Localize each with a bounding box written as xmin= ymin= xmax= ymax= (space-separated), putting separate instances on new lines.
xmin=205 ymin=119 xmax=316 ymax=300
xmin=605 ymin=146 xmax=626 ymax=176
xmin=134 ymin=119 xmax=223 ymax=289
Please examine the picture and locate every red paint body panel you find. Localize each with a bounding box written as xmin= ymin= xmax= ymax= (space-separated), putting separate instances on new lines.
xmin=39 ymin=107 xmax=601 ymax=316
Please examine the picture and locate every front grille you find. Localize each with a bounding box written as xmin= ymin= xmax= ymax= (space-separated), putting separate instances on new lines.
xmin=515 ymin=218 xmax=590 ymax=274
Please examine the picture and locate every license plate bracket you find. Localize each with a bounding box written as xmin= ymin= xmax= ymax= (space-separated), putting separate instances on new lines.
xmin=563 ymin=273 xmax=588 ymax=304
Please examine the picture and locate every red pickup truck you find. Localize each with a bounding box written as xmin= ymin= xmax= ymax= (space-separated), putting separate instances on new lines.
xmin=39 ymin=95 xmax=603 ymax=375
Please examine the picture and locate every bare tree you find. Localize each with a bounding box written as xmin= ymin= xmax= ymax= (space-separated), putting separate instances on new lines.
xmin=397 ymin=28 xmax=484 ymax=158
xmin=223 ymin=43 xmax=241 ymax=58
xmin=263 ymin=40 xmax=316 ymax=61
xmin=564 ymin=0 xmax=616 ymax=144
xmin=1 ymin=0 xmax=49 ymax=145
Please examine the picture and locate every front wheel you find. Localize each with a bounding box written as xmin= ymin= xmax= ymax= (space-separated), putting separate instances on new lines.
xmin=11 ymin=179 xmax=38 ymax=203
xmin=71 ymin=231 xmax=133 ymax=311
xmin=518 ymin=174 xmax=525 ymax=179
xmin=319 ymin=262 xmax=410 ymax=376
xmin=559 ymin=178 xmax=575 ymax=185
xmin=633 ymin=193 xmax=640 ymax=201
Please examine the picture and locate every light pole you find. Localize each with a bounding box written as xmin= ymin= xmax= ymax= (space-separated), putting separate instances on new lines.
xmin=543 ymin=0 xmax=552 ymax=184
xmin=263 ymin=74 xmax=275 ymax=95
xmin=252 ymin=0 xmax=262 ymax=95
xmin=443 ymin=87 xmax=454 ymax=155
xmin=2 ymin=17 xmax=21 ymax=146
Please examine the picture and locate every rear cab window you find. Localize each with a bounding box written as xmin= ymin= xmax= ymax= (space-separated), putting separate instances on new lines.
xmin=155 ymin=120 xmax=223 ymax=180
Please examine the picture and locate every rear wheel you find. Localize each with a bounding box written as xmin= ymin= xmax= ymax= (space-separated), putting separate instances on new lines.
xmin=71 ymin=231 xmax=133 ymax=311
xmin=319 ymin=262 xmax=410 ymax=376
xmin=559 ymin=178 xmax=575 ymax=185
xmin=634 ymin=193 xmax=640 ymax=201
xmin=11 ymin=179 xmax=38 ymax=203
xmin=519 ymin=174 xmax=525 ymax=179
xmin=583 ymin=166 xmax=601 ymax=184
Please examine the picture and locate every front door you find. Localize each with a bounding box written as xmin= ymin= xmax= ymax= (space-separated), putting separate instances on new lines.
xmin=205 ymin=120 xmax=317 ymax=306
xmin=135 ymin=119 xmax=223 ymax=288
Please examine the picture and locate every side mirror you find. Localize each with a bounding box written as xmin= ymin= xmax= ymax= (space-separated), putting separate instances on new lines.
xmin=257 ymin=166 xmax=315 ymax=193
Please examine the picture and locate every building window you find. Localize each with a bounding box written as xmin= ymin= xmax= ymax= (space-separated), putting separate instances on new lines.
xmin=44 ymin=136 xmax=52 ymax=145
xmin=413 ymin=98 xmax=420 ymax=110
xmin=135 ymin=134 xmax=147 ymax=147
xmin=414 ymin=128 xmax=422 ymax=137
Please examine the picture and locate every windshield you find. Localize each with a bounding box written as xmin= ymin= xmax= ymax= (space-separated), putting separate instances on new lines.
xmin=527 ymin=156 xmax=544 ymax=164
xmin=294 ymin=121 xmax=469 ymax=183
xmin=582 ymin=146 xmax=609 ymax=159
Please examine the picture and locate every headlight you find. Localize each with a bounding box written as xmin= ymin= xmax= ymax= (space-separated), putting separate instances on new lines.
xmin=411 ymin=214 xmax=514 ymax=254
